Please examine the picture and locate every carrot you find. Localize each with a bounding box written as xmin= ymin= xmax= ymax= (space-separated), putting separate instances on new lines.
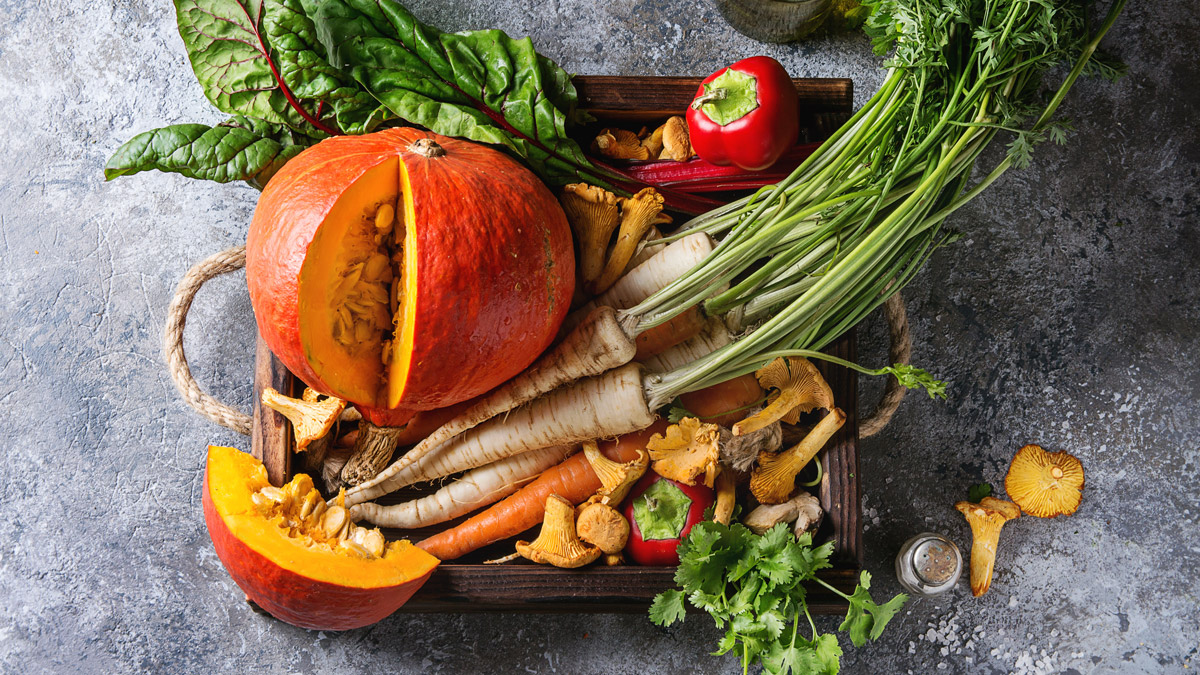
xmin=679 ymin=373 xmax=766 ymax=428
xmin=633 ymin=305 xmax=707 ymax=360
xmin=641 ymin=316 xmax=733 ymax=373
xmin=418 ymin=421 xmax=669 ymax=561
xmin=349 ymin=445 xmax=574 ymax=529
xmin=344 ymin=363 xmax=657 ymax=505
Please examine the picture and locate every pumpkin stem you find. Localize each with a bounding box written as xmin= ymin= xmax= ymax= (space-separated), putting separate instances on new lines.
xmin=410 ymin=138 xmax=447 ymax=158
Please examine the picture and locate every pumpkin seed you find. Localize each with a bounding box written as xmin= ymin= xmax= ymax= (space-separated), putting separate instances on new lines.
xmin=338 ymin=539 xmax=372 ymax=559
xmin=364 ymin=253 xmax=391 ymax=282
xmin=361 ymin=529 xmax=386 ymax=558
xmin=321 ymin=505 xmax=348 ymax=538
xmin=375 ymin=203 xmax=395 ymax=235
xmin=259 ymin=486 xmax=286 ymax=503
xmin=298 ymin=490 xmax=321 ymax=520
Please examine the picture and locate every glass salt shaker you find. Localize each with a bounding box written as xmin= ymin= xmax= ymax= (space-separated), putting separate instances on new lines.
xmin=895 ymin=532 xmax=962 ymax=596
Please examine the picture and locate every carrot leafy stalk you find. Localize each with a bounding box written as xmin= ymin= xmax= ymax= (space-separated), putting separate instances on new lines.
xmin=650 ymin=521 xmax=907 ymax=675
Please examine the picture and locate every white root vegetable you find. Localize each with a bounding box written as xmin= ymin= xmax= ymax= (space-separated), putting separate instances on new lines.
xmin=562 ymin=231 xmax=716 ymax=333
xmin=346 ymin=363 xmax=657 ymax=504
xmin=640 ymin=316 xmax=733 ymax=373
xmin=627 ymin=226 xmax=666 ymax=271
xmin=349 ymin=445 xmax=574 ymax=529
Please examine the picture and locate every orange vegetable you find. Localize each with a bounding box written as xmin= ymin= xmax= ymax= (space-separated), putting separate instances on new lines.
xmin=418 ymin=421 xmax=669 ymax=561
xmin=634 ymin=305 xmax=707 ymax=360
xmin=679 ymin=373 xmax=766 ymax=427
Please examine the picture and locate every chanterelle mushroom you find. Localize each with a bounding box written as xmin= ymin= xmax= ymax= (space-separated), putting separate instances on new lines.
xmin=750 ymin=408 xmax=845 ymax=504
xmin=589 ymin=188 xmax=672 ymax=295
xmin=516 ymin=495 xmax=602 ymax=568
xmin=646 ymin=417 xmax=721 ymax=488
xmin=659 ymin=116 xmax=693 ymax=161
xmin=261 ymin=387 xmax=346 ymax=451
xmin=734 ymin=357 xmax=834 ymax=436
xmin=592 ymin=128 xmax=651 ymax=160
xmin=576 ymin=502 xmax=630 ymax=554
xmin=1005 ymin=444 xmax=1085 ymax=518
xmin=583 ymin=440 xmax=648 ymax=505
xmin=743 ymin=491 xmax=823 ymax=535
xmin=955 ymin=496 xmax=1021 ymax=596
xmin=559 ymin=183 xmax=620 ymax=285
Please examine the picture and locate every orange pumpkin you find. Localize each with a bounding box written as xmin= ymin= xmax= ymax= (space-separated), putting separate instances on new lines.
xmin=246 ymin=128 xmax=574 ymax=412
xmin=203 ymin=446 xmax=438 ymax=630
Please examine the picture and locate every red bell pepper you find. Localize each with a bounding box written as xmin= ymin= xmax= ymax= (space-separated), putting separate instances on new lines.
xmin=686 ymin=56 xmax=801 ymax=172
xmin=623 ymin=473 xmax=715 ymax=566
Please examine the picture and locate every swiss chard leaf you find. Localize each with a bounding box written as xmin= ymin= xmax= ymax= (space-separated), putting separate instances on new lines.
xmin=103 ymin=117 xmax=309 ymax=186
xmin=174 ymin=0 xmax=321 ymax=133
xmin=312 ymin=0 xmax=603 ymax=186
xmin=261 ymin=0 xmax=390 ymax=134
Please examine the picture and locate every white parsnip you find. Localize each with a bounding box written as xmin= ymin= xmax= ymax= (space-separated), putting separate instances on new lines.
xmin=345 ymin=364 xmax=657 ymax=504
xmin=562 ymin=232 xmax=716 ymax=333
xmin=640 ymin=316 xmax=733 ymax=373
xmin=349 ymin=445 xmax=574 ymax=529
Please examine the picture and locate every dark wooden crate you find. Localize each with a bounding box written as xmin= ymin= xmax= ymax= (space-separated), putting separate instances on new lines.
xmin=251 ymin=75 xmax=858 ymax=613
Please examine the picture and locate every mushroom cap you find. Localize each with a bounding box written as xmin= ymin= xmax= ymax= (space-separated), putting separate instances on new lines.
xmin=1004 ymin=444 xmax=1085 ymax=518
xmin=955 ymin=496 xmax=1022 ymax=523
xmin=558 ymin=184 xmax=621 ymax=285
xmin=261 ymin=387 xmax=346 ymax=451
xmin=660 ymin=116 xmax=693 ymax=161
xmin=576 ymin=502 xmax=630 ymax=554
xmin=582 ymin=440 xmax=648 ymax=505
xmin=646 ymin=417 xmax=721 ymax=487
xmin=733 ymin=357 xmax=834 ymax=435
xmin=592 ymin=128 xmax=651 ymax=160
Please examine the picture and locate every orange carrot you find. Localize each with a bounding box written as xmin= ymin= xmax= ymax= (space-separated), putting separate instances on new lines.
xmin=633 ymin=306 xmax=707 ymax=360
xmin=417 ymin=421 xmax=668 ymax=561
xmin=679 ymin=374 xmax=766 ymax=427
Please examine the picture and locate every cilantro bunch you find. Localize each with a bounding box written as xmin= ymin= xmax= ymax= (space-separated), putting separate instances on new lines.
xmin=650 ymin=522 xmax=907 ymax=675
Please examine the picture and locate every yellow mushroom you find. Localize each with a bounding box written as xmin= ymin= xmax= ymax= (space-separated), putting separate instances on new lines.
xmin=559 ymin=183 xmax=620 ymax=286
xmin=583 ymin=440 xmax=649 ymax=505
xmin=713 ymin=468 xmax=737 ymax=525
xmin=659 ymin=116 xmax=693 ymax=161
xmin=589 ymin=188 xmax=672 ymax=295
xmin=1004 ymin=444 xmax=1085 ymax=518
xmin=592 ymin=128 xmax=651 ymax=160
xmin=955 ymin=497 xmax=1021 ymax=597
xmin=515 ymin=495 xmax=602 ymax=568
xmin=733 ymin=357 xmax=835 ymax=436
xmin=640 ymin=124 xmax=665 ymax=157
xmin=749 ymin=408 xmax=845 ymax=504
xmin=576 ymin=501 xmax=630 ymax=554
xmin=260 ymin=387 xmax=346 ymax=451
xmin=646 ymin=417 xmax=721 ymax=488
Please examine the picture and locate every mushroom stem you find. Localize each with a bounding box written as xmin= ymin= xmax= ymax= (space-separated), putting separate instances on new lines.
xmin=713 ymin=469 xmax=736 ymax=525
xmin=750 ymin=408 xmax=845 ymax=504
xmin=955 ymin=497 xmax=1021 ymax=597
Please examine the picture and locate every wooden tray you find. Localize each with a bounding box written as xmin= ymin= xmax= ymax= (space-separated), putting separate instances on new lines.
xmin=251 ymin=75 xmax=858 ymax=613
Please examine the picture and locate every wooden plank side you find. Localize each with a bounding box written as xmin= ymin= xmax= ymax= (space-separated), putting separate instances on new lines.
xmin=573 ymin=76 xmax=853 ymax=114
xmin=251 ymin=334 xmax=292 ymax=487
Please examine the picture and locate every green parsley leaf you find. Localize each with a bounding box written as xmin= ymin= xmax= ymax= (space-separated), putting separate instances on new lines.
xmin=838 ymin=571 xmax=910 ymax=647
xmin=649 ymin=589 xmax=687 ymax=627
xmin=968 ymin=482 xmax=993 ymax=502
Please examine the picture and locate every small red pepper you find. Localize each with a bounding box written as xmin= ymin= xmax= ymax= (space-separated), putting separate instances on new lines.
xmin=622 ymin=473 xmax=715 ymax=566
xmin=686 ymin=56 xmax=801 ymax=172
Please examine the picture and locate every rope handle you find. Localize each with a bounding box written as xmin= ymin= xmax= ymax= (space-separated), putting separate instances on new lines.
xmin=164 ymin=245 xmax=253 ymax=435
xmin=163 ymin=247 xmax=911 ymax=438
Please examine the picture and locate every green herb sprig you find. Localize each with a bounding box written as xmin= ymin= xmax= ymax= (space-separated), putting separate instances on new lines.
xmin=651 ymin=521 xmax=908 ymax=675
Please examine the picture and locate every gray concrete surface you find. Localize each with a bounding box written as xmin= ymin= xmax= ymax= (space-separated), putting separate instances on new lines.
xmin=0 ymin=0 xmax=1196 ymax=673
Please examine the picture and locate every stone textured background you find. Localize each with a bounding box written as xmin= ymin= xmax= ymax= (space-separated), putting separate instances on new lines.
xmin=0 ymin=0 xmax=1196 ymax=673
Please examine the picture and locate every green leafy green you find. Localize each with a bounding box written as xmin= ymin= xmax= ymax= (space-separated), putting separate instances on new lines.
xmin=967 ymin=482 xmax=993 ymax=503
xmin=652 ymin=521 xmax=906 ymax=674
xmin=103 ymin=116 xmax=310 ymax=186
xmin=173 ymin=0 xmax=332 ymax=135
xmin=311 ymin=0 xmax=601 ymax=187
